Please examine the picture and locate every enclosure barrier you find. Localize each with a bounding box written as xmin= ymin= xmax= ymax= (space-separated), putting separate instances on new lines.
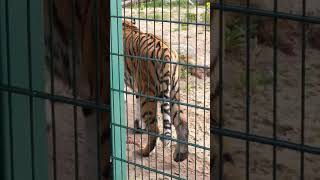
xmin=1 ymin=0 xmax=320 ymax=179
xmin=211 ymin=0 xmax=320 ymax=179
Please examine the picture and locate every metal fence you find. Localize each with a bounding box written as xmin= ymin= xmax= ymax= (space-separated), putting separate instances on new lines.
xmin=1 ymin=0 xmax=48 ymax=180
xmin=2 ymin=0 xmax=210 ymax=179
xmin=2 ymin=0 xmax=320 ymax=180
xmin=211 ymin=0 xmax=320 ymax=179
xmin=111 ymin=0 xmax=210 ymax=179
xmin=1 ymin=0 xmax=110 ymax=179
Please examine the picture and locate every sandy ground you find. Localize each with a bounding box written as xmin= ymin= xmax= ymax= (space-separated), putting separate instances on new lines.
xmin=220 ymin=44 xmax=320 ymax=180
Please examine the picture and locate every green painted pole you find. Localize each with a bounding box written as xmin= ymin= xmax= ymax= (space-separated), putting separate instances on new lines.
xmin=110 ymin=0 xmax=127 ymax=179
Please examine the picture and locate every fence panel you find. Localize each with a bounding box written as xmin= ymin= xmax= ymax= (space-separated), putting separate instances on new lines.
xmin=0 ymin=0 xmax=48 ymax=180
xmin=113 ymin=0 xmax=211 ymax=179
xmin=211 ymin=0 xmax=320 ymax=179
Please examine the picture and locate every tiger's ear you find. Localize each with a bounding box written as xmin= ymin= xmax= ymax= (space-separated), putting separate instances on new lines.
xmin=132 ymin=19 xmax=136 ymax=25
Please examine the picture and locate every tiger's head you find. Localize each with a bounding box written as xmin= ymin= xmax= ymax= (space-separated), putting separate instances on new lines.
xmin=122 ymin=19 xmax=138 ymax=30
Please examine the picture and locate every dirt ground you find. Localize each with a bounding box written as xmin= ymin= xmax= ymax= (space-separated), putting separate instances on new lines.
xmin=220 ymin=43 xmax=320 ymax=180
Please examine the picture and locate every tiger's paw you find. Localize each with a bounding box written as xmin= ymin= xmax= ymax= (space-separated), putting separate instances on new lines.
xmin=174 ymin=143 xmax=188 ymax=162
xmin=174 ymin=151 xmax=188 ymax=162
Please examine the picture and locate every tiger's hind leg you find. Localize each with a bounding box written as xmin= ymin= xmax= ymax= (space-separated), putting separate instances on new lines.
xmin=159 ymin=64 xmax=173 ymax=147
xmin=137 ymin=96 xmax=159 ymax=157
xmin=171 ymin=102 xmax=189 ymax=162
xmin=159 ymin=95 xmax=172 ymax=147
xmin=170 ymin=77 xmax=189 ymax=162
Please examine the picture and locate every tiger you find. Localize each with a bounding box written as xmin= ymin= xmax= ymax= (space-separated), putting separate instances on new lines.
xmin=123 ymin=20 xmax=189 ymax=162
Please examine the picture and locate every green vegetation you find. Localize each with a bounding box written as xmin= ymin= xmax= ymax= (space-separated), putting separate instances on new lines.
xmin=134 ymin=10 xmax=170 ymax=20
xmin=181 ymin=23 xmax=188 ymax=31
xmin=199 ymin=11 xmax=209 ymax=23
xmin=128 ymin=0 xmax=211 ymax=25
xmin=186 ymin=12 xmax=197 ymax=23
xmin=225 ymin=17 xmax=258 ymax=52
xmin=237 ymin=70 xmax=273 ymax=92
xmin=154 ymin=12 xmax=163 ymax=20
xmin=139 ymin=11 xmax=146 ymax=18
xmin=144 ymin=0 xmax=195 ymax=8
xmin=131 ymin=0 xmax=199 ymax=10
xmin=180 ymin=66 xmax=189 ymax=79
xmin=186 ymin=83 xmax=194 ymax=92
xmin=132 ymin=2 xmax=145 ymax=10
xmin=130 ymin=0 xmax=192 ymax=9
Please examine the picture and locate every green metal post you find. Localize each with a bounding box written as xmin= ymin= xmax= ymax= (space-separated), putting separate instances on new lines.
xmin=110 ymin=0 xmax=127 ymax=179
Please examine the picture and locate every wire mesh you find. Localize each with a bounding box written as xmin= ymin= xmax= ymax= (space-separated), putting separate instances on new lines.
xmin=112 ymin=0 xmax=211 ymax=179
xmin=1 ymin=0 xmax=48 ymax=179
xmin=211 ymin=0 xmax=320 ymax=179
xmin=1 ymin=0 xmax=320 ymax=180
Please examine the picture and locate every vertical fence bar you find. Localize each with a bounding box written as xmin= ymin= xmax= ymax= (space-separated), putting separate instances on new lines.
xmin=210 ymin=0 xmax=225 ymax=179
xmin=0 ymin=2 xmax=2 ymax=178
xmin=1 ymin=1 xmax=12 ymax=180
xmin=272 ymin=0 xmax=278 ymax=179
xmin=245 ymin=0 xmax=251 ymax=179
xmin=5 ymin=1 xmax=14 ymax=180
xmin=46 ymin=0 xmax=56 ymax=178
xmin=110 ymin=0 xmax=127 ymax=178
xmin=26 ymin=0 xmax=35 ymax=179
xmin=29 ymin=0 xmax=48 ymax=178
xmin=0 ymin=1 xmax=8 ymax=179
xmin=94 ymin=0 xmax=102 ymax=178
xmin=218 ymin=0 xmax=224 ymax=179
xmin=300 ymin=0 xmax=306 ymax=179
xmin=70 ymin=0 xmax=79 ymax=179
xmin=0 ymin=4 xmax=3 ymax=178
xmin=122 ymin=3 xmax=130 ymax=179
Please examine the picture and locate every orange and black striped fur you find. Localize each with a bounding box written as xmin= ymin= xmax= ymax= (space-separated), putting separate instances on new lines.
xmin=123 ymin=20 xmax=188 ymax=162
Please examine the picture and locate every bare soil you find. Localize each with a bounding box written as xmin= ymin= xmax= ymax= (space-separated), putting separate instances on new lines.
xmin=220 ymin=44 xmax=320 ymax=180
